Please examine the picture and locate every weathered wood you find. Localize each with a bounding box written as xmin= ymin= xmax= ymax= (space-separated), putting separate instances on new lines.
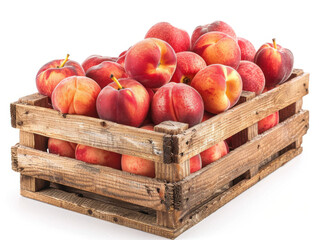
xmin=12 ymin=103 xmax=166 ymax=162
xmin=231 ymin=91 xmax=258 ymax=149
xmin=176 ymin=110 xmax=309 ymax=212
xmin=154 ymin=121 xmax=190 ymax=229
xmin=173 ymin=147 xmax=303 ymax=236
xmin=12 ymin=144 xmax=169 ymax=211
xmin=176 ymin=72 xmax=309 ymax=163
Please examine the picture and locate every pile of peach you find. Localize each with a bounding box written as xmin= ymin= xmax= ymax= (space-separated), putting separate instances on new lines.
xmin=36 ymin=20 xmax=294 ymax=178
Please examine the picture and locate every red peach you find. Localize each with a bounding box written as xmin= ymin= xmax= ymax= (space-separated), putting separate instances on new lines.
xmin=125 ymin=38 xmax=177 ymax=88
xmin=170 ymin=51 xmax=207 ymax=85
xmin=258 ymin=111 xmax=279 ymax=134
xmin=121 ymin=124 xmax=155 ymax=177
xmin=192 ymin=32 xmax=241 ymax=69
xmin=48 ymin=138 xmax=77 ymax=158
xmin=236 ymin=61 xmax=265 ymax=95
xmin=36 ymin=54 xmax=85 ymax=97
xmin=75 ymin=144 xmax=121 ymax=169
xmin=51 ymin=76 xmax=101 ymax=117
xmin=191 ymin=64 xmax=242 ymax=114
xmin=82 ymin=55 xmax=117 ymax=73
xmin=116 ymin=49 xmax=129 ymax=67
xmin=151 ymin=82 xmax=204 ymax=127
xmin=85 ymin=61 xmax=128 ymax=89
xmin=254 ymin=38 xmax=294 ymax=88
xmin=145 ymin=22 xmax=190 ymax=53
xmin=96 ymin=78 xmax=150 ymax=127
xmin=237 ymin=37 xmax=256 ymax=62
xmin=191 ymin=21 xmax=237 ymax=48
xmin=190 ymin=154 xmax=202 ymax=173
xmin=200 ymin=141 xmax=229 ymax=167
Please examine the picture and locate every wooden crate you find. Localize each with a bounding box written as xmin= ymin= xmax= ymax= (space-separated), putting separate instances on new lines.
xmin=10 ymin=69 xmax=309 ymax=239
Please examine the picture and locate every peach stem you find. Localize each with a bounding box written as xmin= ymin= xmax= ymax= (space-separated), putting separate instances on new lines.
xmin=272 ymin=38 xmax=277 ymax=49
xmin=59 ymin=54 xmax=70 ymax=68
xmin=110 ymin=74 xmax=123 ymax=89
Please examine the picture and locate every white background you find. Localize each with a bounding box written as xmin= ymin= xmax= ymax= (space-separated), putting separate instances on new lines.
xmin=1 ymin=0 xmax=318 ymax=239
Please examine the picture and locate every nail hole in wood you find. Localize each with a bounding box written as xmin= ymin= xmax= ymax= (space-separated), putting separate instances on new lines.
xmin=62 ymin=113 xmax=67 ymax=118
xmin=87 ymin=209 xmax=93 ymax=215
xmin=256 ymin=111 xmax=259 ymax=115
xmin=156 ymin=188 xmax=160 ymax=193
xmin=25 ymin=111 xmax=29 ymax=114
xmin=186 ymin=141 xmax=189 ymax=145
xmin=257 ymin=144 xmax=260 ymax=149
xmin=17 ymin=121 xmax=23 ymax=126
xmin=100 ymin=121 xmax=106 ymax=127
xmin=113 ymin=217 xmax=118 ymax=222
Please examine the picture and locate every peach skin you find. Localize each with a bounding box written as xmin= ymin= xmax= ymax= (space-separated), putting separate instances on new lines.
xmin=191 ymin=21 xmax=237 ymax=48
xmin=82 ymin=55 xmax=117 ymax=73
xmin=145 ymin=22 xmax=190 ymax=53
xmin=190 ymin=154 xmax=202 ymax=173
xmin=86 ymin=61 xmax=128 ymax=88
xmin=237 ymin=37 xmax=256 ymax=62
xmin=200 ymin=141 xmax=229 ymax=167
xmin=48 ymin=138 xmax=77 ymax=158
xmin=75 ymin=144 xmax=121 ymax=170
xmin=51 ymin=76 xmax=101 ymax=117
xmin=151 ymin=82 xmax=204 ymax=127
xmin=36 ymin=54 xmax=85 ymax=97
xmin=96 ymin=76 xmax=150 ymax=127
xmin=124 ymin=38 xmax=177 ymax=88
xmin=170 ymin=51 xmax=206 ymax=85
xmin=192 ymin=32 xmax=241 ymax=69
xmin=254 ymin=38 xmax=294 ymax=88
xmin=191 ymin=64 xmax=242 ymax=114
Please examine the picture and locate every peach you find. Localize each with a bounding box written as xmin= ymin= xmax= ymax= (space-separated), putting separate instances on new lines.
xmin=170 ymin=51 xmax=207 ymax=84
xmin=201 ymin=111 xmax=214 ymax=122
xmin=116 ymin=49 xmax=129 ymax=67
xmin=121 ymin=124 xmax=155 ymax=177
xmin=96 ymin=77 xmax=150 ymax=127
xmin=236 ymin=61 xmax=265 ymax=95
xmin=51 ymin=76 xmax=101 ymax=117
xmin=191 ymin=64 xmax=242 ymax=114
xmin=237 ymin=37 xmax=256 ymax=62
xmin=125 ymin=38 xmax=177 ymax=88
xmin=145 ymin=22 xmax=190 ymax=53
xmin=192 ymin=32 xmax=241 ymax=69
xmin=190 ymin=154 xmax=202 ymax=173
xmin=254 ymin=38 xmax=294 ymax=88
xmin=191 ymin=21 xmax=237 ymax=48
xmin=82 ymin=55 xmax=117 ymax=73
xmin=151 ymin=82 xmax=204 ymax=127
xmin=75 ymin=144 xmax=121 ymax=169
xmin=36 ymin=54 xmax=85 ymax=97
xmin=141 ymin=88 xmax=155 ymax=125
xmin=48 ymin=138 xmax=77 ymax=158
xmin=200 ymin=141 xmax=229 ymax=167
xmin=85 ymin=61 xmax=128 ymax=88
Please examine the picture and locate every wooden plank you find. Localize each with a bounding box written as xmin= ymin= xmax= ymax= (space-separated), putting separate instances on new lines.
xmin=20 ymin=187 xmax=176 ymax=239
xmin=12 ymin=144 xmax=169 ymax=212
xmin=12 ymin=102 xmax=166 ymax=162
xmin=175 ymin=72 xmax=309 ymax=163
xmin=176 ymin=110 xmax=309 ymax=211
xmin=173 ymin=147 xmax=303 ymax=236
xmin=154 ymin=121 xmax=190 ymax=229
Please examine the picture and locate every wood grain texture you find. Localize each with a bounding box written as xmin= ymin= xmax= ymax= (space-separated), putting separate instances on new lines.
xmin=12 ymin=103 xmax=166 ymax=162
xmin=175 ymin=72 xmax=309 ymax=163
xmin=176 ymin=110 xmax=309 ymax=211
xmin=12 ymin=144 xmax=170 ymax=211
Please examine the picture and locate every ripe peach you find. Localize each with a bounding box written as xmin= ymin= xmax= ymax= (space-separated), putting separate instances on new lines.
xmin=145 ymin=22 xmax=190 ymax=53
xmin=82 ymin=55 xmax=117 ymax=73
xmin=190 ymin=154 xmax=202 ymax=173
xmin=48 ymin=138 xmax=77 ymax=158
xmin=96 ymin=78 xmax=150 ymax=127
xmin=121 ymin=124 xmax=155 ymax=177
xmin=254 ymin=38 xmax=294 ymax=88
xmin=170 ymin=51 xmax=206 ymax=85
xmin=191 ymin=21 xmax=237 ymax=48
xmin=192 ymin=32 xmax=241 ymax=69
xmin=236 ymin=61 xmax=265 ymax=95
xmin=200 ymin=141 xmax=229 ymax=167
xmin=125 ymin=38 xmax=177 ymax=88
xmin=258 ymin=111 xmax=279 ymax=134
xmin=151 ymin=82 xmax=204 ymax=127
xmin=36 ymin=54 xmax=85 ymax=97
xmin=191 ymin=64 xmax=242 ymax=114
xmin=237 ymin=37 xmax=256 ymax=62
xmin=51 ymin=76 xmax=101 ymax=117
xmin=85 ymin=61 xmax=128 ymax=88
xmin=116 ymin=49 xmax=129 ymax=67
xmin=75 ymin=144 xmax=121 ymax=170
